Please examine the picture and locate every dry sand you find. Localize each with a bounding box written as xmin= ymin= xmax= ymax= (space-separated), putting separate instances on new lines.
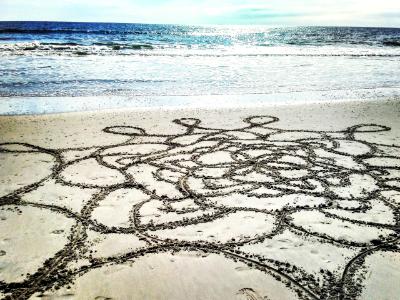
xmin=0 ymin=99 xmax=399 ymax=299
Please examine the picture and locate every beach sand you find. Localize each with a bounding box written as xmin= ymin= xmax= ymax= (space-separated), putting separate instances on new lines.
xmin=0 ymin=99 xmax=399 ymax=299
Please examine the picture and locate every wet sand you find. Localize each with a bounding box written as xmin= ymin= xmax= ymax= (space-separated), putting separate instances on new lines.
xmin=0 ymin=99 xmax=399 ymax=299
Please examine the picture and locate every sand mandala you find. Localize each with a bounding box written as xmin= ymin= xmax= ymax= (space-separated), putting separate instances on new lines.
xmin=0 ymin=115 xmax=399 ymax=299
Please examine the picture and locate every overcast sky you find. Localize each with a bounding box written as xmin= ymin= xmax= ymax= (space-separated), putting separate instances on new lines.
xmin=1 ymin=0 xmax=399 ymax=27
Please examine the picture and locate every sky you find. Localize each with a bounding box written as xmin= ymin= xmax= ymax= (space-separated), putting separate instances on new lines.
xmin=1 ymin=0 xmax=400 ymax=27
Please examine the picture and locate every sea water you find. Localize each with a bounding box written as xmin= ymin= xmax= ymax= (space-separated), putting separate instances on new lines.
xmin=0 ymin=22 xmax=399 ymax=113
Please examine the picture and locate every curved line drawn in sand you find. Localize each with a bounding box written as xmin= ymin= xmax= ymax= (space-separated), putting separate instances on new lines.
xmin=0 ymin=115 xmax=399 ymax=299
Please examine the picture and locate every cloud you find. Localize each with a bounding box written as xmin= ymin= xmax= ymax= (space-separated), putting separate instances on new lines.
xmin=0 ymin=0 xmax=399 ymax=27
xmin=213 ymin=7 xmax=316 ymax=24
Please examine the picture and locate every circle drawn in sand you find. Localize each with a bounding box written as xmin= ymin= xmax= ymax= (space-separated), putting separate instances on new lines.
xmin=0 ymin=115 xmax=399 ymax=300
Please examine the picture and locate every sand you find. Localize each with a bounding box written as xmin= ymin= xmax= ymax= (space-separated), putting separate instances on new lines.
xmin=0 ymin=99 xmax=399 ymax=299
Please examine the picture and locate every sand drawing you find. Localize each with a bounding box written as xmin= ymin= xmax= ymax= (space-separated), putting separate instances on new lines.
xmin=0 ymin=115 xmax=399 ymax=299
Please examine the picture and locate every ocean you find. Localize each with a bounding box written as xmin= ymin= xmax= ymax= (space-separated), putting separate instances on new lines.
xmin=0 ymin=21 xmax=400 ymax=112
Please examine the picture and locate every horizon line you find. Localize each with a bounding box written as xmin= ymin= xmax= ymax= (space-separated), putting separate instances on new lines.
xmin=0 ymin=20 xmax=400 ymax=29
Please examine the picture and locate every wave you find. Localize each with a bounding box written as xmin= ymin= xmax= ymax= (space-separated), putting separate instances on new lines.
xmin=382 ymin=40 xmax=400 ymax=47
xmin=0 ymin=28 xmax=152 ymax=35
xmin=19 ymin=41 xmax=154 ymax=50
xmin=93 ymin=42 xmax=154 ymax=50
xmin=1 ymin=41 xmax=400 ymax=57
xmin=131 ymin=53 xmax=400 ymax=57
xmin=41 ymin=42 xmax=80 ymax=46
xmin=0 ymin=42 xmax=156 ymax=55
xmin=0 ymin=79 xmax=170 ymax=87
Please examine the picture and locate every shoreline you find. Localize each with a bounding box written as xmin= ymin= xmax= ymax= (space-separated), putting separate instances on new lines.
xmin=1 ymin=87 xmax=400 ymax=115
